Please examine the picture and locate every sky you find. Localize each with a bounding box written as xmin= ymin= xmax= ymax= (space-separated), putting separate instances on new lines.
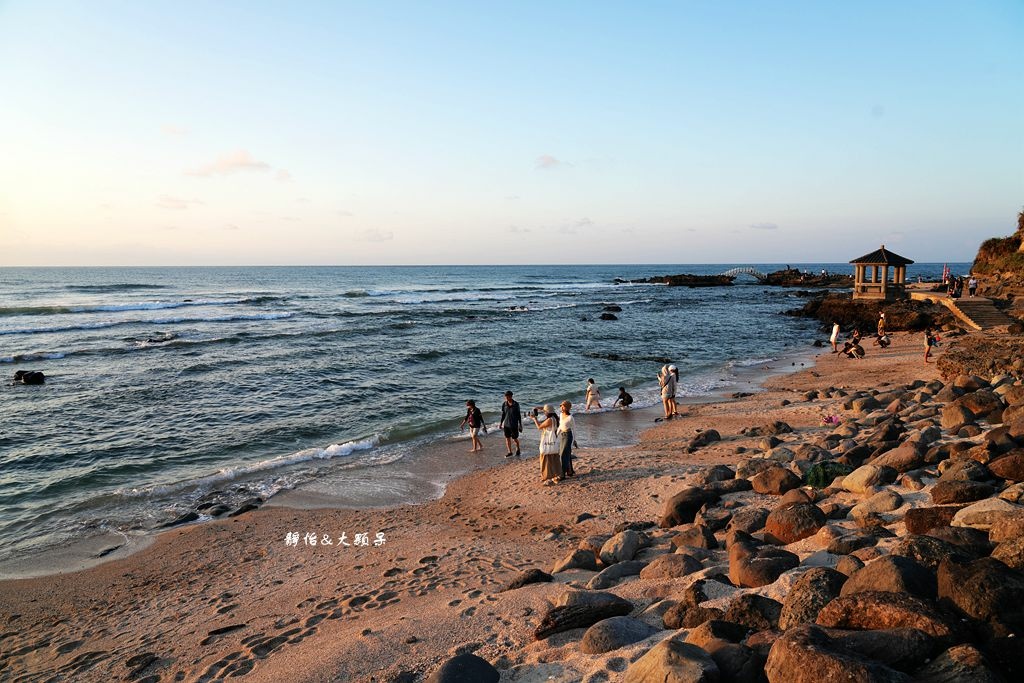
xmin=0 ymin=1 xmax=1021 ymax=266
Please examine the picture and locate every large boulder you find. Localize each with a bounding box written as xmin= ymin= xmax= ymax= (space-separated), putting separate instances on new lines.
xmin=425 ymin=654 xmax=500 ymax=683
xmin=904 ymin=505 xmax=966 ymax=534
xmin=913 ymin=644 xmax=1003 ymax=683
xmin=729 ymin=534 xmax=800 ymax=587
xmin=815 ymin=591 xmax=957 ymax=643
xmin=723 ymin=593 xmax=783 ymax=631
xmin=778 ymin=567 xmax=847 ymax=630
xmin=624 ymin=637 xmax=721 ymax=683
xmin=536 ymin=591 xmax=634 ymax=639
xmin=600 ymin=530 xmax=643 ymax=565
xmin=587 ymin=561 xmax=647 ymax=589
xmin=639 ymin=553 xmax=702 ymax=580
xmin=819 ymin=627 xmax=934 ymax=672
xmin=839 ymin=555 xmax=937 ymax=599
xmin=850 ymin=489 xmax=904 ymax=517
xmin=672 ymin=524 xmax=718 ymax=550
xmin=930 ymin=480 xmax=995 ymax=505
xmin=890 ymin=535 xmax=976 ymax=570
xmin=751 ymin=466 xmax=802 ymax=495
xmin=952 ymin=498 xmax=1024 ymax=530
xmin=870 ymin=444 xmax=925 ymax=473
xmin=988 ymin=450 xmax=1024 ymax=482
xmin=842 ymin=465 xmax=897 ymax=493
xmin=552 ymin=548 xmax=600 ymax=573
xmin=765 ymin=624 xmax=911 ymax=683
xmin=764 ymin=502 xmax=826 ymax=545
xmin=937 ymin=556 xmax=1024 ymax=638
xmin=991 ymin=535 xmax=1024 ymax=570
xmin=580 ymin=616 xmax=659 ymax=654
xmin=726 ymin=507 xmax=770 ymax=535
xmin=941 ymin=404 xmax=976 ymax=433
xmin=660 ymin=487 xmax=720 ymax=528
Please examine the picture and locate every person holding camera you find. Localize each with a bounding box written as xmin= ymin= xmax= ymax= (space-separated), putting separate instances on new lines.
xmin=531 ymin=404 xmax=562 ymax=486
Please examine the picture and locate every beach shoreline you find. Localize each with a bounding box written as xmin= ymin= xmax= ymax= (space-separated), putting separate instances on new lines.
xmin=0 ymin=330 xmax=950 ymax=682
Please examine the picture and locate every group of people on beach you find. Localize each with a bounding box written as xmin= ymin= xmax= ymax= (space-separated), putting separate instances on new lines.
xmin=827 ymin=312 xmax=940 ymax=366
xmin=945 ymin=275 xmax=979 ymax=299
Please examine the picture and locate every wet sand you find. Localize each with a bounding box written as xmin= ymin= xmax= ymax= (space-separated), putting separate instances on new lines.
xmin=0 ymin=332 xmax=940 ymax=682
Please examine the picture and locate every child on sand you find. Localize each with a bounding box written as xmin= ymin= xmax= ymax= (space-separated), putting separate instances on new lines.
xmin=585 ymin=378 xmax=602 ymax=411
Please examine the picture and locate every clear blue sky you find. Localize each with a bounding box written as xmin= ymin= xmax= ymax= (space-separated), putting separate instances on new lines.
xmin=0 ymin=1 xmax=1021 ymax=265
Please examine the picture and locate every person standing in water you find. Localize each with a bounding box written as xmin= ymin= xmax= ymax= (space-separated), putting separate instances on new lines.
xmin=585 ymin=378 xmax=602 ymax=411
xmin=460 ymin=400 xmax=487 ymax=452
xmin=557 ymin=401 xmax=578 ymax=478
xmin=499 ymin=390 xmax=523 ymax=458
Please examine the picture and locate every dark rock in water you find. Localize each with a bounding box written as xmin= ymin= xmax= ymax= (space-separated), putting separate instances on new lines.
xmin=580 ymin=616 xmax=657 ymax=654
xmin=764 ymin=502 xmax=826 ymax=545
xmin=624 ymin=637 xmax=721 ymax=682
xmin=502 ymin=568 xmax=553 ymax=592
xmin=816 ymin=591 xmax=958 ymax=643
xmin=227 ymin=499 xmax=262 ymax=517
xmin=913 ymin=644 xmax=1003 ymax=683
xmin=937 ymin=556 xmax=1024 ymax=638
xmin=804 ymin=462 xmax=854 ymax=489
xmin=160 ymin=511 xmax=200 ymax=528
xmin=778 ymin=567 xmax=846 ymax=630
xmin=534 ymin=601 xmax=633 ymax=640
xmin=599 ymin=312 xmax=618 ymax=320
xmin=13 ymin=370 xmax=45 ymax=385
xmin=602 ymin=304 xmax=623 ymax=312
xmin=207 ymin=504 xmax=232 ymax=517
xmin=723 ymin=593 xmax=783 ymax=631
xmin=765 ymin=624 xmax=912 ymax=683
xmin=425 ymin=653 xmax=499 ymax=683
xmin=660 ymin=487 xmax=720 ymax=528
xmin=624 ymin=273 xmax=736 ymax=287
xmin=840 ymin=555 xmax=937 ymax=600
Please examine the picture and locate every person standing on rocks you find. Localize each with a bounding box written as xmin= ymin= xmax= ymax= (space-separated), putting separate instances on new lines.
xmin=499 ymin=391 xmax=523 ymax=458
xmin=969 ymin=276 xmax=978 ymax=297
xmin=531 ymin=405 xmax=562 ymax=485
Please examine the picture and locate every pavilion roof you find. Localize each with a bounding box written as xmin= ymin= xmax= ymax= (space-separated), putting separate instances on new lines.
xmin=850 ymin=245 xmax=914 ymax=266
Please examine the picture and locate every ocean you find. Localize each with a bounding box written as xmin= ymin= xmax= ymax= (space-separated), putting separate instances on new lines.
xmin=0 ymin=263 xmax=968 ymax=573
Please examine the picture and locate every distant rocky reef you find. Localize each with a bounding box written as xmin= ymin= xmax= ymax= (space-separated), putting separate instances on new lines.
xmin=616 ymin=274 xmax=736 ymax=287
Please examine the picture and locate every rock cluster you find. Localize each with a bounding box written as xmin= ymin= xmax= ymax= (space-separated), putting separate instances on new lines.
xmin=425 ymin=370 xmax=1024 ymax=682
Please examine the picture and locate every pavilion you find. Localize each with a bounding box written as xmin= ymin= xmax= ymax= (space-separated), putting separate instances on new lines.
xmin=850 ymin=245 xmax=914 ymax=300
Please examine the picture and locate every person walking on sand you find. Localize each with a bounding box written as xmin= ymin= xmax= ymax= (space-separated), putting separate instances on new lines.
xmin=924 ymin=327 xmax=937 ymax=364
xmin=585 ymin=378 xmax=602 ymax=411
xmin=499 ymin=390 xmax=523 ymax=458
xmin=557 ymin=401 xmax=579 ymax=478
xmin=532 ymin=405 xmax=562 ymax=485
xmin=659 ymin=365 xmax=677 ymax=420
xmin=830 ymin=321 xmax=841 ymax=353
xmin=613 ymin=387 xmax=633 ymax=409
xmin=460 ymin=400 xmax=487 ymax=452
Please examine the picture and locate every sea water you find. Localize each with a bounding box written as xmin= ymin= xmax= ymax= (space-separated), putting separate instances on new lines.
xmin=0 ymin=263 xmax=968 ymax=569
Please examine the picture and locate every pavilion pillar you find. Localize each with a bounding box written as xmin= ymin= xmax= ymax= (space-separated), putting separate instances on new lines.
xmin=881 ymin=266 xmax=888 ymax=298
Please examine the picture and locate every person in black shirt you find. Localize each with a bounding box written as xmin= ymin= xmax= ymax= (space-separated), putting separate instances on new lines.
xmin=499 ymin=391 xmax=523 ymax=458
xmin=460 ymin=399 xmax=487 ymax=452
xmin=613 ymin=387 xmax=634 ymax=409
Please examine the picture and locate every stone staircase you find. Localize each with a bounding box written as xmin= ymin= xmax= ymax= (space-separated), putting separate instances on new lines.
xmin=950 ymin=298 xmax=1016 ymax=330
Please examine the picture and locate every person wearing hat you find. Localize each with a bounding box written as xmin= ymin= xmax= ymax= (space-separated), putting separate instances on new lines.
xmin=532 ymin=404 xmax=562 ymax=485
xmin=877 ymin=312 xmax=886 ymax=338
xmin=499 ymin=391 xmax=523 ymax=458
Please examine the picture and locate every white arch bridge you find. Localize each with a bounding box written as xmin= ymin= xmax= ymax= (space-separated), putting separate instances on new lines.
xmin=720 ymin=267 xmax=768 ymax=282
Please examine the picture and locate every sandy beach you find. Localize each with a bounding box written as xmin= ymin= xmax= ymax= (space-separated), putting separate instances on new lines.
xmin=0 ymin=331 xmax=976 ymax=681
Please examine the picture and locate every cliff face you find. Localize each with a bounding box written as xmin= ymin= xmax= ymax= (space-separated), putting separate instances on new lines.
xmin=970 ymin=208 xmax=1024 ymax=306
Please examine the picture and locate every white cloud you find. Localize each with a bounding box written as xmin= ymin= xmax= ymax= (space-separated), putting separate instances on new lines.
xmin=223 ymin=224 xmax=240 ymax=231
xmin=185 ymin=150 xmax=272 ymax=177
xmin=156 ymin=194 xmax=203 ymax=210
xmin=535 ymin=154 xmax=564 ymax=170
xmin=338 ymin=210 xmax=354 ymax=217
xmin=161 ymin=124 xmax=189 ymax=136
xmin=750 ymin=222 xmax=779 ymax=231
xmin=276 ymin=169 xmax=293 ymax=183
xmin=506 ymin=225 xmax=530 ymax=234
xmin=359 ymin=228 xmax=394 ymax=242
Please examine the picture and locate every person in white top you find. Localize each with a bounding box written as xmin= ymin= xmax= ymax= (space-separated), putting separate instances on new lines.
xmin=558 ymin=401 xmax=579 ymax=477
xmin=659 ymin=364 xmax=677 ymax=419
xmin=830 ymin=321 xmax=841 ymax=353
xmin=585 ymin=378 xmax=602 ymax=411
